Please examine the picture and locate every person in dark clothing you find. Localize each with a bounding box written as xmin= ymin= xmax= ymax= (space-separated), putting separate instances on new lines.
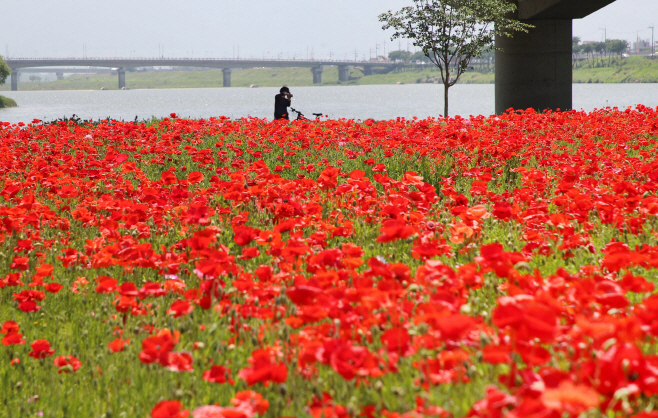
xmin=274 ymin=86 xmax=292 ymax=120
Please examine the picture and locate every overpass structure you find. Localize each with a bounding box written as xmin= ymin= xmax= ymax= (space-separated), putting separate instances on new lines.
xmin=5 ymin=57 xmax=398 ymax=91
xmin=18 ymin=67 xmax=113 ymax=81
xmin=496 ymin=0 xmax=617 ymax=113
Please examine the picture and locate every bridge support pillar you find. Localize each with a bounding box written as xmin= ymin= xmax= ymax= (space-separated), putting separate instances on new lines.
xmin=311 ymin=66 xmax=323 ymax=84
xmin=338 ymin=65 xmax=350 ymax=82
xmin=222 ymin=68 xmax=232 ymax=87
xmin=56 ymin=72 xmax=64 ymax=81
xmin=495 ymin=19 xmax=572 ymax=114
xmin=118 ymin=68 xmax=126 ymax=89
xmin=363 ymin=66 xmax=374 ymax=76
xmin=10 ymin=69 xmax=18 ymax=91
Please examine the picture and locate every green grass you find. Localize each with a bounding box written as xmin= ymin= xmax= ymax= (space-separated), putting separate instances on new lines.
xmin=0 ymin=66 xmax=493 ymax=91
xmin=572 ymin=55 xmax=658 ymax=83
xmin=2 ymin=55 xmax=658 ymax=92
xmin=0 ymin=95 xmax=17 ymax=108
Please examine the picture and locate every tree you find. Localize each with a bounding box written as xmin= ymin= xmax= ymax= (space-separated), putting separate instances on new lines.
xmin=388 ymin=50 xmax=412 ymax=62
xmin=582 ymin=43 xmax=594 ymax=67
xmin=572 ymin=36 xmax=581 ymax=49
xmin=379 ymin=0 xmax=531 ymax=117
xmin=607 ymin=39 xmax=629 ymax=58
xmin=0 ymin=55 xmax=10 ymax=85
xmin=572 ymin=37 xmax=582 ymax=68
xmin=410 ymin=51 xmax=431 ymax=63
xmin=593 ymin=42 xmax=605 ymax=64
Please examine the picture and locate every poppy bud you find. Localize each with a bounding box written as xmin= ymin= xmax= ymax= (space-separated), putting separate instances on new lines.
xmin=278 ymin=383 xmax=288 ymax=397
xmin=374 ymin=380 xmax=384 ymax=392
xmin=392 ymin=386 xmax=405 ymax=397
xmin=347 ymin=402 xmax=357 ymax=417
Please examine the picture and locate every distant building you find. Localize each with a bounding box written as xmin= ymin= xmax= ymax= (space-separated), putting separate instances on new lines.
xmin=634 ymin=39 xmax=651 ymax=52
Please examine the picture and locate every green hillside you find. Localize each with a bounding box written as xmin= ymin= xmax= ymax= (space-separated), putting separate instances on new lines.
xmin=572 ymin=55 xmax=658 ymax=83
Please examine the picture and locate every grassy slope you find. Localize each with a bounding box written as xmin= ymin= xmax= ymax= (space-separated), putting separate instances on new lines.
xmin=0 ymin=66 xmax=492 ymax=91
xmin=0 ymin=95 xmax=17 ymax=107
xmin=2 ymin=56 xmax=657 ymax=91
xmin=572 ymin=55 xmax=658 ymax=83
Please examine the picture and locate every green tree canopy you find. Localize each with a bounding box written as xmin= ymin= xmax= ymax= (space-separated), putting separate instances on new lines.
xmin=0 ymin=55 xmax=10 ymax=85
xmin=572 ymin=37 xmax=582 ymax=54
xmin=379 ymin=0 xmax=531 ymax=117
xmin=410 ymin=51 xmax=431 ymax=63
xmin=606 ymin=39 xmax=629 ymax=57
xmin=388 ymin=50 xmax=412 ymax=62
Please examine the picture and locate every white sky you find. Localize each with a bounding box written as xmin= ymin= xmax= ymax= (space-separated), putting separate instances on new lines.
xmin=1 ymin=0 xmax=656 ymax=60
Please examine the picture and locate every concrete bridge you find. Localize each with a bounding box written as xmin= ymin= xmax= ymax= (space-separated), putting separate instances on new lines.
xmin=496 ymin=0 xmax=617 ymax=113
xmin=5 ymin=57 xmax=397 ymax=91
xmin=17 ymin=67 xmax=114 ymax=81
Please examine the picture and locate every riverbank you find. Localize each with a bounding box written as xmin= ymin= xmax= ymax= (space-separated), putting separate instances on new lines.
xmin=0 ymin=67 xmax=495 ymax=91
xmin=1 ymin=56 xmax=657 ymax=91
xmin=0 ymin=95 xmax=17 ymax=107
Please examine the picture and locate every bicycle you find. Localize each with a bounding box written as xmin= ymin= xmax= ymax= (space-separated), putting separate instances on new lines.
xmin=290 ymin=107 xmax=323 ymax=121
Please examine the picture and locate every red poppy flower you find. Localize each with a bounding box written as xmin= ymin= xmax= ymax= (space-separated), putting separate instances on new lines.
xmin=139 ymin=329 xmax=178 ymax=366
xmin=202 ymin=365 xmax=233 ymax=384
xmin=95 ymin=276 xmax=118 ymax=294
xmin=108 ymin=337 xmax=129 ymax=353
xmin=231 ymin=390 xmax=270 ymax=414
xmin=53 ymin=355 xmax=81 ymax=373
xmin=541 ymin=380 xmax=600 ymax=415
xmin=233 ymin=226 xmax=259 ymax=246
xmin=380 ymin=327 xmax=412 ymax=355
xmin=1 ymin=321 xmax=26 ymax=346
xmin=376 ymin=219 xmax=415 ymax=243
xmin=151 ymin=400 xmax=189 ymax=418
xmin=34 ymin=263 xmax=54 ymax=279
xmin=18 ymin=300 xmax=40 ymax=312
xmin=29 ymin=339 xmax=55 ymax=359
xmin=165 ymin=351 xmax=194 ymax=372
xmin=45 ymin=282 xmax=63 ymax=293
xmin=238 ymin=348 xmax=288 ymax=386
xmin=191 ymin=406 xmax=248 ymax=418
xmin=167 ymin=300 xmax=194 ymax=318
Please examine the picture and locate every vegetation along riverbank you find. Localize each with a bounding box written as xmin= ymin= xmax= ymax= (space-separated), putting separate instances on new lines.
xmin=3 ymin=56 xmax=658 ymax=91
xmin=0 ymin=95 xmax=17 ymax=107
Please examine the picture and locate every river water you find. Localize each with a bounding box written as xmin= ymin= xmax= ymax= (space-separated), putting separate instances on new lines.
xmin=2 ymin=84 xmax=658 ymax=124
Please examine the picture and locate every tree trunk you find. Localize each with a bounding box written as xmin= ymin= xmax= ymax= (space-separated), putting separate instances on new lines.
xmin=444 ymin=83 xmax=449 ymax=118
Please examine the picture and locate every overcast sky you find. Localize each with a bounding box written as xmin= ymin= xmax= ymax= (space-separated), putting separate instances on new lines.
xmin=1 ymin=0 xmax=656 ymax=60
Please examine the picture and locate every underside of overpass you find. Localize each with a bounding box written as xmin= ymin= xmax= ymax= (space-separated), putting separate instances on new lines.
xmin=495 ymin=0 xmax=617 ymax=114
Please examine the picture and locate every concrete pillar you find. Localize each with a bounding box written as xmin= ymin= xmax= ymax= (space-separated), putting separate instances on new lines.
xmin=118 ymin=68 xmax=126 ymax=89
xmin=363 ymin=66 xmax=374 ymax=76
xmin=338 ymin=65 xmax=350 ymax=82
xmin=10 ymin=69 xmax=18 ymax=91
xmin=222 ymin=68 xmax=232 ymax=87
xmin=311 ymin=66 xmax=323 ymax=84
xmin=495 ymin=19 xmax=572 ymax=114
xmin=56 ymin=72 xmax=64 ymax=81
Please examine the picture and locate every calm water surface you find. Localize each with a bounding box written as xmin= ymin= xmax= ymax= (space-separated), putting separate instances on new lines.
xmin=1 ymin=84 xmax=658 ymax=123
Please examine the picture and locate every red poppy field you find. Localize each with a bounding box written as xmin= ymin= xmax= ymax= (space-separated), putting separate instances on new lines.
xmin=2 ymin=108 xmax=658 ymax=418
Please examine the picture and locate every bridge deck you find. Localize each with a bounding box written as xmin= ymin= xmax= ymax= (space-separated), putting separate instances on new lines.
xmin=5 ymin=58 xmax=397 ymax=70
xmin=518 ymin=0 xmax=617 ymax=20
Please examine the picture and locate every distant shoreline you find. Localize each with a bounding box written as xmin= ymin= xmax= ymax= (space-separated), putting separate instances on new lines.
xmin=2 ymin=56 xmax=658 ymax=91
